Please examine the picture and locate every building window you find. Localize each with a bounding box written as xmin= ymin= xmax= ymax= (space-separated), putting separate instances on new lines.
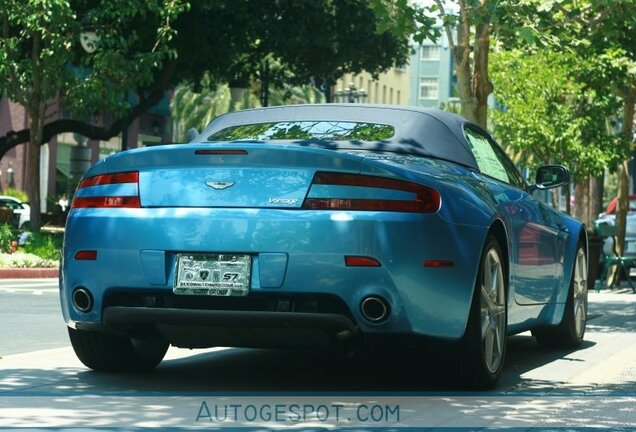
xmin=419 ymin=78 xmax=438 ymax=99
xmin=420 ymin=45 xmax=440 ymax=61
xmin=397 ymin=90 xmax=401 ymax=105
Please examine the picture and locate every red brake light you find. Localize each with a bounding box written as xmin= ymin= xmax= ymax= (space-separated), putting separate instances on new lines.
xmin=72 ymin=171 xmax=140 ymax=209
xmin=302 ymin=172 xmax=440 ymax=213
xmin=78 ymin=172 xmax=139 ymax=189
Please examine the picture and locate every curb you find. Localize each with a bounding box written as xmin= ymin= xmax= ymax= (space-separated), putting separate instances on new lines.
xmin=0 ymin=268 xmax=59 ymax=279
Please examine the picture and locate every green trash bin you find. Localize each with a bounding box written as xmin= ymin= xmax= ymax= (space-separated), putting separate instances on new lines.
xmin=587 ymin=229 xmax=603 ymax=291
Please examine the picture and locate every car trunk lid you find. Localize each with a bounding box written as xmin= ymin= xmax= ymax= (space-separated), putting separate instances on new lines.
xmin=104 ymin=143 xmax=365 ymax=208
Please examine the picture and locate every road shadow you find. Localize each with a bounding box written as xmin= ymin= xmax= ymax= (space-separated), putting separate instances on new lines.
xmin=585 ymin=296 xmax=636 ymax=333
xmin=1 ymin=293 xmax=633 ymax=395
xmin=0 ymin=335 xmax=611 ymax=395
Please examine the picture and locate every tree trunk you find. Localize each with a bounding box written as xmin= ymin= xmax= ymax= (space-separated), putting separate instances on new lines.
xmin=455 ymin=0 xmax=478 ymax=124
xmin=472 ymin=20 xmax=492 ymax=128
xmin=589 ymin=175 xmax=604 ymax=223
xmin=27 ymin=107 xmax=43 ymax=232
xmin=574 ymin=179 xmax=590 ymax=227
xmin=615 ymin=87 xmax=635 ymax=256
xmin=445 ymin=0 xmax=493 ymax=129
xmin=552 ymin=188 xmax=559 ymax=209
xmin=27 ymin=32 xmax=44 ymax=231
xmin=260 ymin=61 xmax=270 ymax=107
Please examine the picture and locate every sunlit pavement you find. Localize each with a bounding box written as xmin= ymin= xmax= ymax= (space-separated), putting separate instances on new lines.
xmin=0 ymin=290 xmax=634 ymax=429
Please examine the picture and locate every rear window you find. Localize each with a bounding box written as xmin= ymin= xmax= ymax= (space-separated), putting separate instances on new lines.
xmin=207 ymin=121 xmax=395 ymax=141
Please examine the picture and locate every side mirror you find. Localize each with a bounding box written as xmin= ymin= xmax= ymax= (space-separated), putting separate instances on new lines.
xmin=530 ymin=165 xmax=569 ymax=191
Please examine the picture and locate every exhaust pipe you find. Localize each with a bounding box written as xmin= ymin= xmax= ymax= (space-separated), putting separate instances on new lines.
xmin=360 ymin=296 xmax=390 ymax=323
xmin=72 ymin=287 xmax=93 ymax=313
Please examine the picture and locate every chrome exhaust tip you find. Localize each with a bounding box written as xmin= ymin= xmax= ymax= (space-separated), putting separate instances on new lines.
xmin=360 ymin=296 xmax=390 ymax=323
xmin=72 ymin=287 xmax=93 ymax=313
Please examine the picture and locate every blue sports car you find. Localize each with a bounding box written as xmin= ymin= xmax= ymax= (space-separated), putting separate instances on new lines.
xmin=61 ymin=104 xmax=588 ymax=388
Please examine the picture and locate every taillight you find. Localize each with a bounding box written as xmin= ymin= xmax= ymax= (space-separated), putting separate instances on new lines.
xmin=302 ymin=172 xmax=440 ymax=213
xmin=72 ymin=171 xmax=141 ymax=208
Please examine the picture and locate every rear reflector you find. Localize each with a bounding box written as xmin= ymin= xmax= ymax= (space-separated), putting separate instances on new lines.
xmin=72 ymin=171 xmax=140 ymax=209
xmin=75 ymin=250 xmax=98 ymax=260
xmin=303 ymin=172 xmax=440 ymax=213
xmin=423 ymin=260 xmax=454 ymax=267
xmin=345 ymin=256 xmax=381 ymax=267
xmin=72 ymin=196 xmax=141 ymax=208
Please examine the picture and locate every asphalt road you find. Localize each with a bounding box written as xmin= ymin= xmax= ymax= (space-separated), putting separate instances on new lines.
xmin=0 ymin=279 xmax=635 ymax=428
xmin=0 ymin=279 xmax=67 ymax=356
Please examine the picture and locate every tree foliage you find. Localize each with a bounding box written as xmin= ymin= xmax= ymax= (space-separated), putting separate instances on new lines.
xmin=0 ymin=0 xmax=412 ymax=230
xmin=490 ymin=49 xmax=624 ymax=181
xmin=174 ymin=1 xmax=412 ymax=98
xmin=0 ymin=0 xmax=187 ymax=230
xmin=503 ymin=0 xmax=636 ymax=251
xmin=171 ymin=77 xmax=325 ymax=142
xmin=371 ymin=0 xmax=544 ymax=128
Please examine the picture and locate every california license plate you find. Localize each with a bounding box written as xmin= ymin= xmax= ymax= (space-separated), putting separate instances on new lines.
xmin=173 ymin=253 xmax=251 ymax=296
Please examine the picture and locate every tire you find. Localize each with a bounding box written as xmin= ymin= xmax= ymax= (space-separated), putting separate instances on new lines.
xmin=68 ymin=327 xmax=169 ymax=372
xmin=459 ymin=235 xmax=507 ymax=389
xmin=532 ymin=244 xmax=587 ymax=348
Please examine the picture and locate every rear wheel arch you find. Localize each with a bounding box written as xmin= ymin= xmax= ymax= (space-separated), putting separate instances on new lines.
xmin=489 ymin=219 xmax=510 ymax=283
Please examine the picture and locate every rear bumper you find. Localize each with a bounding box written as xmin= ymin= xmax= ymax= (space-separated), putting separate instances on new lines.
xmin=99 ymin=306 xmax=358 ymax=349
xmin=61 ymin=207 xmax=489 ymax=341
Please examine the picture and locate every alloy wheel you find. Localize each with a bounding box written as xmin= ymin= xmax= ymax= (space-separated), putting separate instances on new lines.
xmin=573 ymin=248 xmax=588 ymax=339
xmin=480 ymin=248 xmax=506 ymax=374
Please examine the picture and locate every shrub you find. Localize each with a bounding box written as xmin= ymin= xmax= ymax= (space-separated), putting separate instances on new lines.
xmin=21 ymin=231 xmax=63 ymax=261
xmin=0 ymin=252 xmax=58 ymax=268
xmin=2 ymin=188 xmax=28 ymax=203
xmin=0 ymin=224 xmax=18 ymax=253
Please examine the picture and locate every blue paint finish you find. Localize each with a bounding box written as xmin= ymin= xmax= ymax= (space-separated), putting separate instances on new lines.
xmin=258 ymin=253 xmax=289 ymax=288
xmin=140 ymin=250 xmax=167 ymax=285
xmin=62 ymin=206 xmax=486 ymax=339
xmin=75 ymin=183 xmax=138 ymax=198
xmin=139 ymin=168 xmax=314 ymax=208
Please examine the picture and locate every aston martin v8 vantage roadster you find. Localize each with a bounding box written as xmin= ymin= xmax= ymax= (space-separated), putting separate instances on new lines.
xmin=61 ymin=104 xmax=588 ymax=388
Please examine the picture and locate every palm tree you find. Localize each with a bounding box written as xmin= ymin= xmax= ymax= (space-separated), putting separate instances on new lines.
xmin=171 ymin=77 xmax=324 ymax=142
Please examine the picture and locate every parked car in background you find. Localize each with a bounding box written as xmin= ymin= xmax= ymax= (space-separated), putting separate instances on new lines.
xmin=0 ymin=195 xmax=30 ymax=229
xmin=594 ymin=194 xmax=636 ymax=274
xmin=61 ymin=104 xmax=588 ymax=389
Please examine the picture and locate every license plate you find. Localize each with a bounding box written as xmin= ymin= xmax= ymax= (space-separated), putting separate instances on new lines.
xmin=173 ymin=253 xmax=251 ymax=296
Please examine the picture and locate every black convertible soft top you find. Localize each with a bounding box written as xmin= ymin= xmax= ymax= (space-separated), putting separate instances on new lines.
xmin=199 ymin=104 xmax=480 ymax=169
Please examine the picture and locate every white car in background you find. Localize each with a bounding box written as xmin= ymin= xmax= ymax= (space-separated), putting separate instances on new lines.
xmin=0 ymin=196 xmax=30 ymax=229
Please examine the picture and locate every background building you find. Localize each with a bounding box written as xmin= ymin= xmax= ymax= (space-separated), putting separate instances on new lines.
xmin=0 ymin=94 xmax=171 ymax=213
xmin=410 ymin=33 xmax=456 ymax=109
xmin=334 ymin=65 xmax=411 ymax=106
